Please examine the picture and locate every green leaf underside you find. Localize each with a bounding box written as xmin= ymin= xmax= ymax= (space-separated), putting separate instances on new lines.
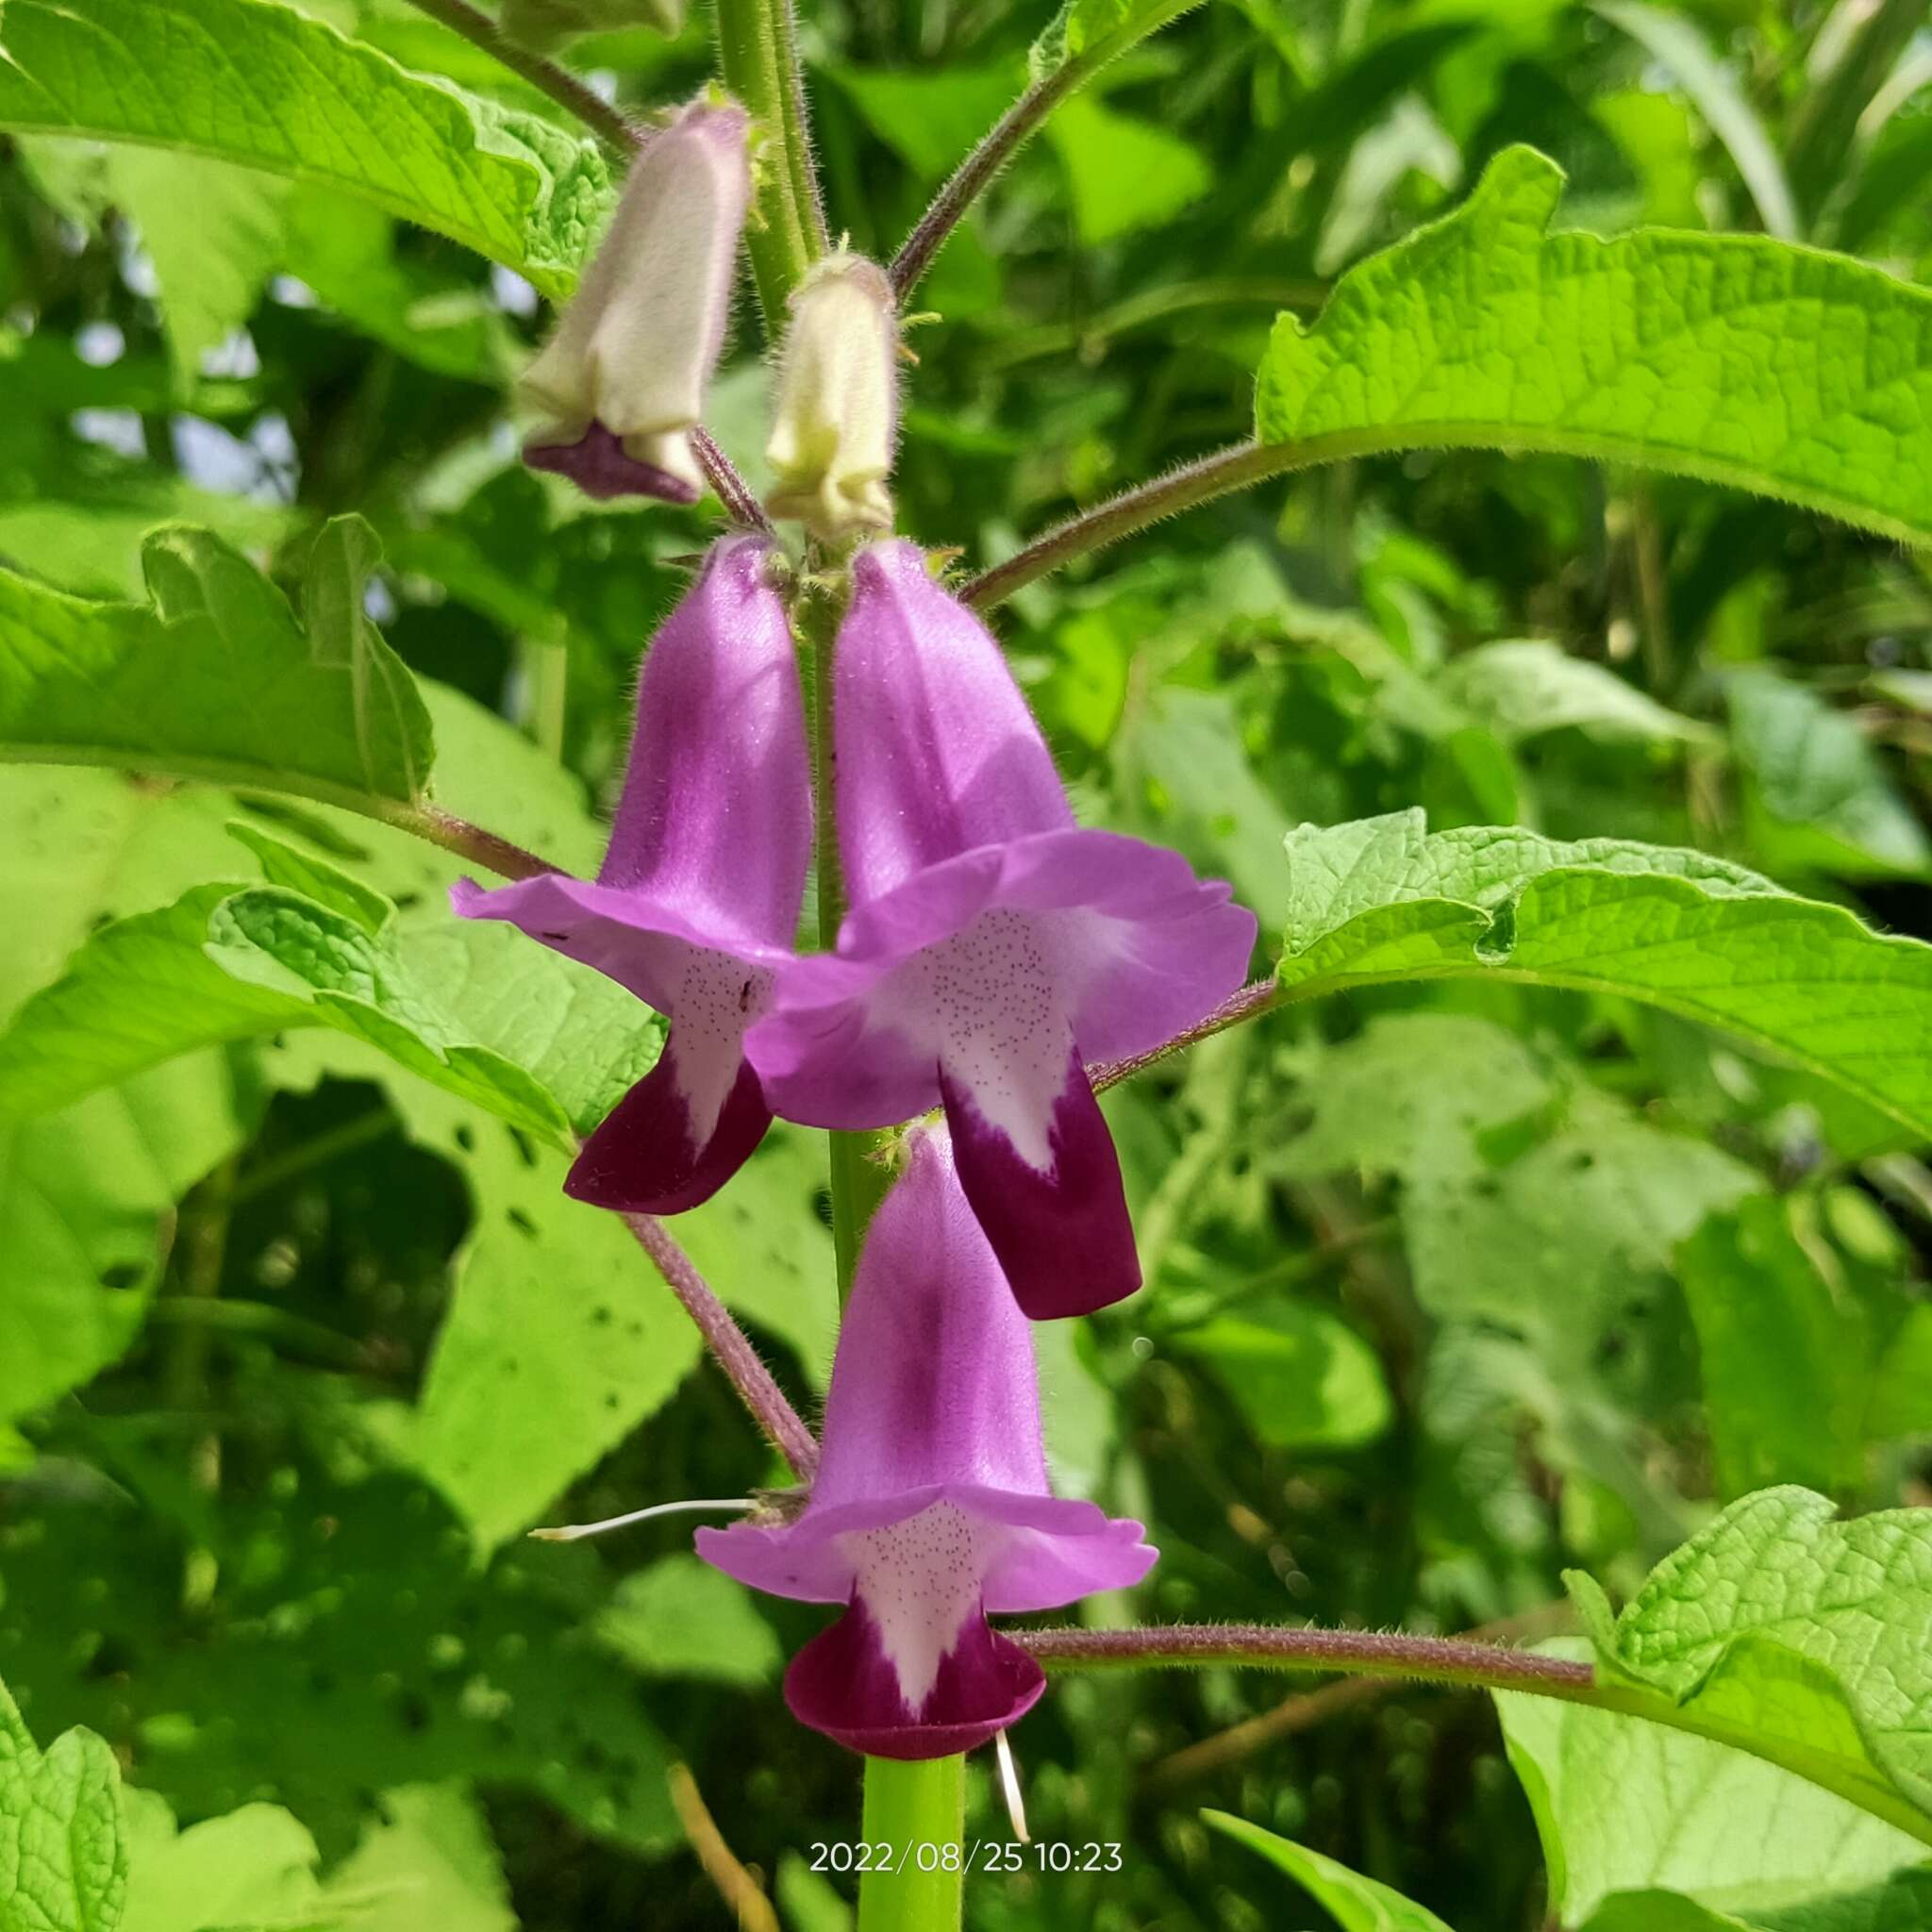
xmin=1255 ymin=147 xmax=1932 ymax=547
xmin=1276 ymin=811 xmax=1932 ymax=1143
xmin=1582 ymin=1489 xmax=1932 ymax=1831
xmin=0 ymin=1673 xmax=127 ymax=1932
xmin=1204 ymin=1813 xmax=1457 ymax=1931
xmin=0 ymin=0 xmax=611 ymax=296
xmin=1497 ymin=1641 xmax=1926 ymax=1928
xmin=0 ymin=522 xmax=434 ymax=810
xmin=0 ymin=858 xmax=662 ymax=1149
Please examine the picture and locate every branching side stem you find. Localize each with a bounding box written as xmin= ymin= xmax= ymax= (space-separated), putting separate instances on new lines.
xmin=1017 ymin=1624 xmax=1932 ymax=1849
xmin=625 ymin=1214 xmax=820 ymax=1479
xmin=398 ymin=0 xmax=641 ymax=158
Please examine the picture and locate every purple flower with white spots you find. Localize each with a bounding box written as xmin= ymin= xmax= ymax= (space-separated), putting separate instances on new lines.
xmin=698 ymin=1127 xmax=1154 ymax=1759
xmin=452 ymin=535 xmax=808 ymax=1211
xmin=745 ymin=540 xmax=1257 ymax=1319
xmin=520 ymin=99 xmax=748 ymax=503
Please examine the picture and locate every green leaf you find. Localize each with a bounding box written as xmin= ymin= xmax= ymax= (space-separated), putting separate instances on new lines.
xmin=1204 ymin=1812 xmax=1459 ymax=1931
xmin=1591 ymin=3 xmax=1798 ymax=239
xmin=1045 ymin=96 xmax=1213 ymax=245
xmin=1028 ymin=0 xmax=1205 ymax=84
xmin=775 ymin=1852 xmax=855 ymax=1932
xmin=1867 ymin=1304 xmax=1932 ymax=1441
xmin=208 ymin=888 xmax=576 ymax=1145
xmin=0 ymin=1672 xmax=126 ymax=1932
xmin=120 ymin=1790 xmax=323 ymax=1932
xmin=270 ymin=1033 xmax=700 ymax=1549
xmin=1727 ymin=669 xmax=1930 ymax=881
xmin=0 ymin=767 xmax=245 ymax=1027
xmin=0 ymin=1057 xmax=253 ymax=1429
xmin=1677 ymin=1198 xmax=1873 ymax=1499
xmin=1109 ymin=684 xmax=1292 ymax=916
xmin=1276 ymin=811 xmax=1932 ymax=1144
xmin=100 ymin=152 xmax=288 ymax=385
xmin=0 ymin=807 xmax=661 ymax=1142
xmin=320 ymin=1784 xmax=516 ymax=1932
xmin=0 ymin=521 xmax=434 ymax=810
xmin=281 ymin=188 xmax=515 ymax=384
xmin=1439 ymin=640 xmax=1713 ymax=747
xmin=0 ymin=0 xmax=611 ymax=296
xmin=1275 ymin=1010 xmax=1553 ymax=1182
xmin=1169 ymin=1297 xmax=1392 ymax=1451
xmin=1585 ymin=1488 xmax=1932 ymax=1832
xmin=593 ymin=1555 xmax=783 ymax=1687
xmin=1 ymin=1474 xmax=680 ymax=1857
xmin=826 ymin=65 xmax=1019 ymax=180
xmin=1254 ymin=147 xmax=1932 ymax=547
xmin=1497 ymin=1641 xmax=1926 ymax=1927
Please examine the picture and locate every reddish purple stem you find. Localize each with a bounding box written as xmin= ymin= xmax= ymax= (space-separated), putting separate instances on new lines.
xmin=625 ymin=1212 xmax=820 ymax=1479
xmin=1012 ymin=1623 xmax=1594 ymax=1692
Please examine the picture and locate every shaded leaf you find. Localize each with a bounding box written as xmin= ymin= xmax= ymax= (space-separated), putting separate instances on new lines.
xmin=1205 ymin=1812 xmax=1459 ymax=1930
xmin=1169 ymin=1297 xmax=1392 ymax=1452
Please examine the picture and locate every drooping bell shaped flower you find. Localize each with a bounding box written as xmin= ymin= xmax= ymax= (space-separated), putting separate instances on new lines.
xmin=452 ymin=535 xmax=808 ymax=1211
xmin=746 ymin=541 xmax=1257 ymax=1319
xmin=520 ymin=98 xmax=748 ymax=503
xmin=764 ymin=252 xmax=897 ymax=539
xmin=698 ymin=1128 xmax=1155 ymax=1759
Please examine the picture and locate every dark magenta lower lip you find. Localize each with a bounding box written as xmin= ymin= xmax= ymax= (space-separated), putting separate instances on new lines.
xmin=783 ymin=1600 xmax=1046 ymax=1761
xmin=524 ymin=422 xmax=702 ymax=505
xmin=566 ymin=1048 xmax=772 ymax=1216
xmin=941 ymin=1046 xmax=1141 ymax=1321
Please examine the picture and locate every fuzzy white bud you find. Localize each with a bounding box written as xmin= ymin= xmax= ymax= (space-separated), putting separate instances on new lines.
xmin=520 ymin=98 xmax=748 ymax=503
xmin=764 ymin=252 xmax=898 ymax=539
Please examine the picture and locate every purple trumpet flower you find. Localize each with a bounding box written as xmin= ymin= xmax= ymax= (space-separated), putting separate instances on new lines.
xmin=698 ymin=1128 xmax=1155 ymax=1759
xmin=452 ymin=535 xmax=808 ymax=1211
xmin=745 ymin=541 xmax=1257 ymax=1319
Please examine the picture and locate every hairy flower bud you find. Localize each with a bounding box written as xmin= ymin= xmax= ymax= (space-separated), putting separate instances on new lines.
xmin=764 ymin=253 xmax=897 ymax=538
xmin=521 ymin=99 xmax=748 ymax=503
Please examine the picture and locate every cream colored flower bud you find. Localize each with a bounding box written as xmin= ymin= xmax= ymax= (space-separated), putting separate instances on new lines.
xmin=520 ymin=99 xmax=747 ymax=503
xmin=764 ymin=253 xmax=897 ymax=539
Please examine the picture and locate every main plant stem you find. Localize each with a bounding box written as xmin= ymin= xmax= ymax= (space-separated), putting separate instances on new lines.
xmin=858 ymin=1757 xmax=966 ymax=1932
xmin=799 ymin=569 xmax=965 ymax=1922
xmin=713 ymin=0 xmax=825 ymax=328
xmin=705 ymin=0 xmax=959 ymax=1902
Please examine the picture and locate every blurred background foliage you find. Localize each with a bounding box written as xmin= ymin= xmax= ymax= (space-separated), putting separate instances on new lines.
xmin=2 ymin=0 xmax=1932 ymax=1925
